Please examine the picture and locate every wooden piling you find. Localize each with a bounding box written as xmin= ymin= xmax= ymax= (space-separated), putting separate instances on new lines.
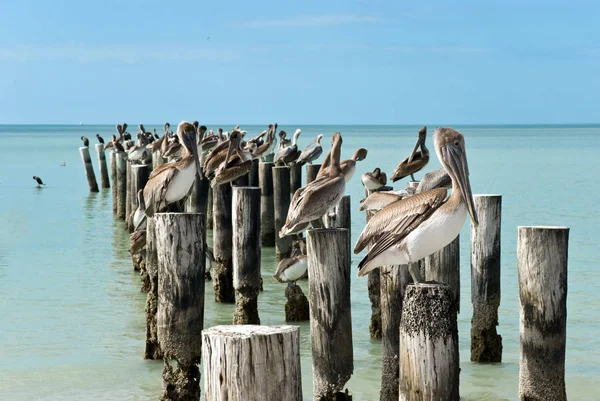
xmin=94 ymin=143 xmax=110 ymax=188
xmin=110 ymin=151 xmax=118 ymax=214
xmin=116 ymin=152 xmax=127 ymax=220
xmin=202 ymin=325 xmax=302 ymax=401
xmin=207 ymin=186 xmax=214 ymax=229
xmin=423 ymin=235 xmax=460 ymax=311
xmin=259 ymin=162 xmax=275 ymax=247
xmin=273 ymin=166 xmax=292 ymax=260
xmin=152 ymin=149 xmax=165 ymax=169
xmin=379 ymin=264 xmax=413 ymax=401
xmin=307 ymin=229 xmax=353 ymax=400
xmin=399 ymin=284 xmax=459 ymax=401
xmin=185 ymin=174 xmax=209 ymax=215
xmin=212 ymin=183 xmax=235 ymax=303
xmin=132 ymin=164 xmax=150 ymax=211
xmin=249 ymin=159 xmax=259 ymax=187
xmin=232 ymin=187 xmax=261 ymax=325
xmin=324 ymin=194 xmax=351 ymax=230
xmin=289 ymin=162 xmax=302 ymax=197
xmin=306 ymin=163 xmax=321 ymax=184
xmin=470 ymin=194 xmax=503 ymax=363
xmin=155 ymin=212 xmax=206 ymax=401
xmin=125 ymin=161 xmax=133 ymax=231
xmin=380 ymin=181 xmax=419 ymax=400
xmin=144 ymin=217 xmax=163 ymax=360
xmin=79 ymin=147 xmax=99 ymax=192
xmin=517 ymin=226 xmax=568 ymax=401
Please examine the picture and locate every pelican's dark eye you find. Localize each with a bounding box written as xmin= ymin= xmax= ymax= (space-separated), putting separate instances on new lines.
xmin=454 ymin=141 xmax=460 ymax=147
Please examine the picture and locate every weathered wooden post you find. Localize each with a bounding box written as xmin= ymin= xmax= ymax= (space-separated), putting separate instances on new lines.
xmin=249 ymin=159 xmax=259 ymax=187
xmin=185 ymin=174 xmax=209 ymax=215
xmin=202 ymin=325 xmax=302 ymax=401
xmin=213 ymin=183 xmax=235 ymax=303
xmin=79 ymin=146 xmax=99 ymax=192
xmin=155 ymin=212 xmax=205 ymax=401
xmin=471 ymin=194 xmax=503 ymax=362
xmin=399 ymin=284 xmax=459 ymax=401
xmin=132 ymin=164 xmax=150 ymax=210
xmin=152 ymin=148 xmax=165 ymax=168
xmin=259 ymin=162 xmax=275 ymax=247
xmin=273 ymin=166 xmax=292 ymax=260
xmin=423 ymin=236 xmax=460 ymax=311
xmin=517 ymin=226 xmax=568 ymax=401
xmin=379 ymin=264 xmax=413 ymax=401
xmin=94 ymin=143 xmax=110 ymax=188
xmin=125 ymin=161 xmax=134 ymax=231
xmin=306 ymin=163 xmax=321 ymax=184
xmin=380 ymin=181 xmax=418 ymax=400
xmin=110 ymin=151 xmax=118 ymax=214
xmin=116 ymin=152 xmax=127 ymax=220
xmin=206 ymin=186 xmax=214 ymax=229
xmin=307 ymin=229 xmax=353 ymax=400
xmin=364 ymin=188 xmax=381 ymax=339
xmin=232 ymin=187 xmax=261 ymax=325
xmin=324 ymin=194 xmax=351 ymax=230
xmin=289 ymin=162 xmax=302 ymax=196
xmin=144 ymin=217 xmax=162 ymax=360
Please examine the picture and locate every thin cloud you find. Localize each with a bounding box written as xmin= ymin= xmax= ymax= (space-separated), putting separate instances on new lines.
xmin=241 ymin=14 xmax=386 ymax=28
xmin=0 ymin=43 xmax=241 ymax=63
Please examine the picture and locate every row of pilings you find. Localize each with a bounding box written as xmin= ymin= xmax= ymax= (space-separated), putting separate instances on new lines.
xmin=80 ymin=141 xmax=569 ymax=401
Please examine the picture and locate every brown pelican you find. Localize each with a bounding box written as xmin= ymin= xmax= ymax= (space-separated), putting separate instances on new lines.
xmin=359 ymin=191 xmax=405 ymax=212
xmin=143 ymin=121 xmax=200 ymax=217
xmin=129 ymin=230 xmax=147 ymax=256
xmin=252 ymin=124 xmax=277 ymax=161
xmin=212 ymin=130 xmax=253 ymax=186
xmin=273 ymin=255 xmax=308 ymax=283
xmin=33 ymin=176 xmax=45 ymax=187
xmin=354 ymin=128 xmax=478 ymax=281
xmin=127 ymin=133 xmax=150 ymax=163
xmin=361 ymin=167 xmax=387 ymax=191
xmin=274 ymin=129 xmax=301 ymax=165
xmin=317 ymin=147 xmax=367 ymax=182
xmin=278 ymin=130 xmax=291 ymax=150
xmin=279 ymin=132 xmax=345 ymax=237
xmin=416 ymin=168 xmax=451 ymax=194
xmin=296 ymin=134 xmax=323 ymax=165
xmin=203 ymin=136 xmax=232 ymax=180
xmin=132 ymin=190 xmax=147 ymax=231
xmin=201 ymin=129 xmax=219 ymax=152
xmin=96 ymin=134 xmax=104 ymax=144
xmin=391 ymin=126 xmax=429 ymax=182
xmin=162 ymin=137 xmax=182 ymax=162
xmin=80 ymin=136 xmax=89 ymax=147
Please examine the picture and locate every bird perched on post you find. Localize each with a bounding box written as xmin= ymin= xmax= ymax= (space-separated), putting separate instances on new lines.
xmin=296 ymin=134 xmax=324 ymax=165
xmin=361 ymin=167 xmax=387 ymax=191
xmin=33 ymin=176 xmax=45 ymax=187
xmin=80 ymin=136 xmax=89 ymax=147
xmin=391 ymin=126 xmax=430 ymax=182
xmin=96 ymin=134 xmax=105 ymax=144
xmin=354 ymin=127 xmax=478 ymax=282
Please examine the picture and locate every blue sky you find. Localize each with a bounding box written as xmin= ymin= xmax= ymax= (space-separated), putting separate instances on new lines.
xmin=1 ymin=0 xmax=599 ymax=124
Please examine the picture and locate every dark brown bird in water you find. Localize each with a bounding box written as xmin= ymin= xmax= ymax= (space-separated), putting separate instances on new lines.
xmin=81 ymin=136 xmax=89 ymax=147
xmin=391 ymin=126 xmax=429 ymax=182
xmin=33 ymin=176 xmax=45 ymax=186
xmin=96 ymin=134 xmax=104 ymax=144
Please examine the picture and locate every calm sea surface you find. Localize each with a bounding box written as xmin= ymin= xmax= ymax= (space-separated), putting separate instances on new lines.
xmin=0 ymin=124 xmax=598 ymax=400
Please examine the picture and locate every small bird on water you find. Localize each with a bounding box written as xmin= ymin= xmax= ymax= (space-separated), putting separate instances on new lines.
xmin=33 ymin=176 xmax=45 ymax=187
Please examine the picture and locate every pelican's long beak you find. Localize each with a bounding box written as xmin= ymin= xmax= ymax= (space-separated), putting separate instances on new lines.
xmin=407 ymin=135 xmax=422 ymax=164
xmin=184 ymin=130 xmax=202 ymax=178
xmin=307 ymin=135 xmax=320 ymax=146
xmin=445 ymin=145 xmax=478 ymax=226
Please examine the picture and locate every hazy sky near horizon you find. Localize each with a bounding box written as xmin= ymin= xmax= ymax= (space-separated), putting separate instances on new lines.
xmin=1 ymin=1 xmax=599 ymax=124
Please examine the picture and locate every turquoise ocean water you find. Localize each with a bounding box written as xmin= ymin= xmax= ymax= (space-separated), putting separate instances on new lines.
xmin=0 ymin=124 xmax=598 ymax=400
